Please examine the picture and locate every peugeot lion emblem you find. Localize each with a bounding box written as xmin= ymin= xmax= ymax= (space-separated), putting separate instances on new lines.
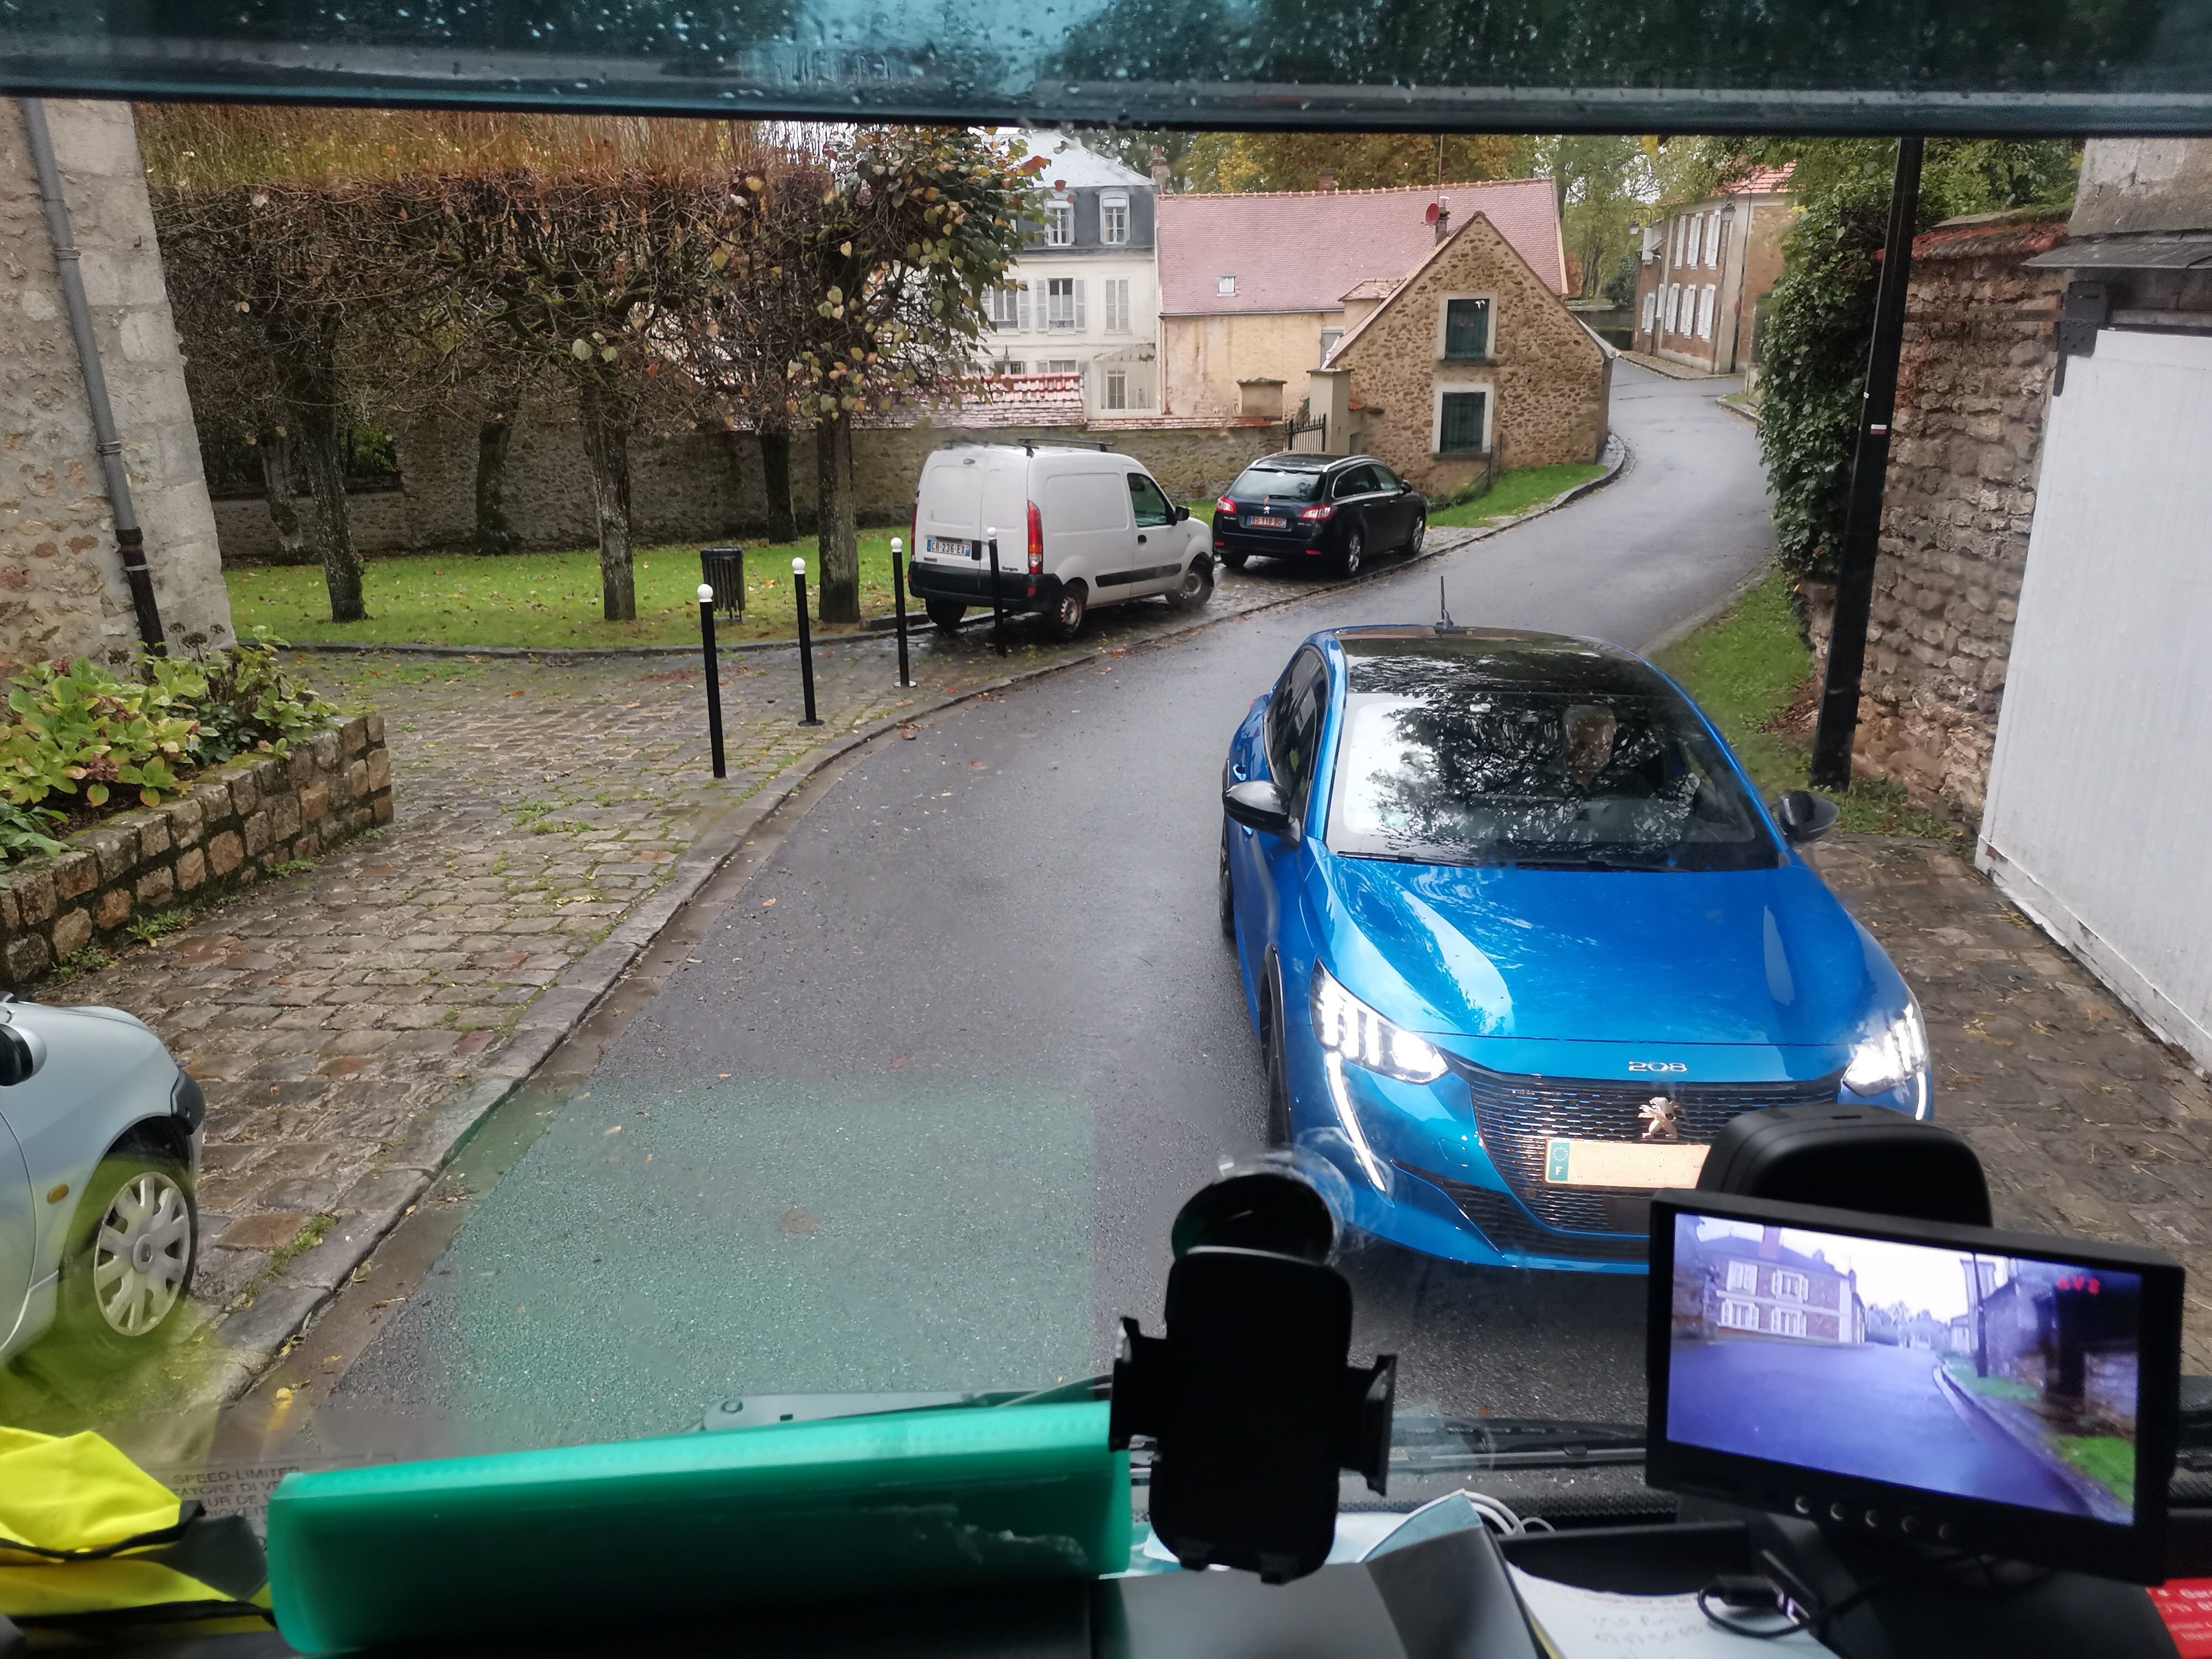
xmin=1639 ymin=1097 xmax=1681 ymax=1143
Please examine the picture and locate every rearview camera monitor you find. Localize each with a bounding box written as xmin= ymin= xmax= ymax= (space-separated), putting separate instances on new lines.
xmin=1645 ymin=1191 xmax=2182 ymax=1582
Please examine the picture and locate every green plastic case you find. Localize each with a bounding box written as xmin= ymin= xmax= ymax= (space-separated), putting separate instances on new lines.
xmin=265 ymin=1401 xmax=1130 ymax=1652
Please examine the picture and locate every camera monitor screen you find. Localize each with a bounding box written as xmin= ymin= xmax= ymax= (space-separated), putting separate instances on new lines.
xmin=1646 ymin=1193 xmax=2182 ymax=1580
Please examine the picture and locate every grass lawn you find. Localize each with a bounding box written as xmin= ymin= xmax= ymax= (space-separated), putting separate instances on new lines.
xmin=1657 ymin=570 xmax=1963 ymax=842
xmin=227 ymin=533 xmax=914 ymax=651
xmin=1429 ymin=462 xmax=1609 ymax=529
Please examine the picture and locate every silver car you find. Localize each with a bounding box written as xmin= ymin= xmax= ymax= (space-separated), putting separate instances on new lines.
xmin=0 ymin=995 xmax=203 ymax=1361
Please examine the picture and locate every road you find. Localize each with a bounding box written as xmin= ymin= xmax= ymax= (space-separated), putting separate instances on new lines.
xmin=1667 ymin=1338 xmax=2100 ymax=1517
xmin=309 ymin=365 xmax=1778 ymax=1451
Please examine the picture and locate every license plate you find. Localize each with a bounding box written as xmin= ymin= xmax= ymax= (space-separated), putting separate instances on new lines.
xmin=926 ymin=536 xmax=971 ymax=558
xmin=1248 ymin=515 xmax=1287 ymax=529
xmin=1543 ymin=1138 xmax=1708 ymax=1189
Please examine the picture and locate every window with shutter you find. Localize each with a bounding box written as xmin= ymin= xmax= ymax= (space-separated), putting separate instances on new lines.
xmin=1705 ymin=213 xmax=1722 ymax=266
xmin=1726 ymin=1260 xmax=1757 ymax=1293
xmin=1074 ymin=279 xmax=1086 ymax=330
xmin=1100 ymin=192 xmax=1129 ymax=244
xmin=1047 ymin=278 xmax=1079 ymax=330
xmin=1105 ymin=371 xmax=1128 ymax=410
xmin=1443 ymin=298 xmax=1490 ymax=359
xmin=1017 ymin=284 xmax=1031 ymax=332
xmin=1698 ymin=284 xmax=1717 ymax=339
xmin=1438 ymin=390 xmax=1486 ymax=454
xmin=1046 ymin=201 xmax=1073 ymax=246
xmin=1104 ymin=278 xmax=1129 ymax=332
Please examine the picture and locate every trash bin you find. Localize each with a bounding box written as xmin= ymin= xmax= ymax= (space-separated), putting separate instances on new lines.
xmin=700 ymin=545 xmax=745 ymax=619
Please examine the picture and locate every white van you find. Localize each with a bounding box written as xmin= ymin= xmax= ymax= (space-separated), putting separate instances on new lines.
xmin=907 ymin=443 xmax=1214 ymax=640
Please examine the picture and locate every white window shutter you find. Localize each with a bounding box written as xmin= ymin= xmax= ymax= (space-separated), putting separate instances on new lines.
xmin=1018 ymin=285 xmax=1030 ymax=332
xmin=1073 ymin=280 xmax=1086 ymax=331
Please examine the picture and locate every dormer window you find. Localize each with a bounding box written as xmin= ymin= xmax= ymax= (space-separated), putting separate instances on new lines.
xmin=1101 ymin=191 xmax=1130 ymax=244
xmin=1217 ymin=274 xmax=1235 ymax=296
xmin=1046 ymin=200 xmax=1074 ymax=247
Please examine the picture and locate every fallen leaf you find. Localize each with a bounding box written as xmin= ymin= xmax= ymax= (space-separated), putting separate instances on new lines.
xmin=780 ymin=1206 xmax=820 ymax=1235
xmin=605 ymin=1124 xmax=622 ymax=1135
xmin=508 ymin=689 xmax=526 ymax=698
xmin=899 ymin=726 xmax=919 ymax=740
xmin=761 ymin=897 xmax=776 ymax=906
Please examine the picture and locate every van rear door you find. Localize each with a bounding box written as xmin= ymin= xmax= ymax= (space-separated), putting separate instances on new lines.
xmin=915 ymin=451 xmax=985 ymax=569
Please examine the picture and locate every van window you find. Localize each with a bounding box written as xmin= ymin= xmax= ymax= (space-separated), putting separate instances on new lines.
xmin=926 ymin=458 xmax=983 ymax=530
xmin=1043 ymin=472 xmax=1129 ymax=535
xmin=1128 ymin=473 xmax=1175 ymax=527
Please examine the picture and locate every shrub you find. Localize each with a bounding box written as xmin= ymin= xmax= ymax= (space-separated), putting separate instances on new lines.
xmin=0 ymin=632 xmax=331 ymax=859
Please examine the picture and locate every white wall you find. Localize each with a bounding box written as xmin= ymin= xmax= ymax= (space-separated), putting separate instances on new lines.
xmin=983 ymin=250 xmax=1159 ymax=414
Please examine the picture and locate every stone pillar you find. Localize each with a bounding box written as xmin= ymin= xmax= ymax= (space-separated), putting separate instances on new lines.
xmin=1306 ymin=368 xmax=1352 ymax=455
xmin=0 ymin=99 xmax=232 ymax=670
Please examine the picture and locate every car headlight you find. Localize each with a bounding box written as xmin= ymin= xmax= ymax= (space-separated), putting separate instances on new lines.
xmin=1311 ymin=964 xmax=1447 ymax=1084
xmin=1844 ymin=1003 xmax=1929 ymax=1097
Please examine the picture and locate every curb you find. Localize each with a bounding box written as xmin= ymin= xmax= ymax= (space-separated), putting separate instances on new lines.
xmin=1715 ymin=394 xmax=1764 ymax=428
xmin=1618 ymin=350 xmax=1733 ymax=383
xmin=281 ymin=612 xmax=924 ymax=664
xmin=1930 ymin=1360 xmax=2126 ymax=1522
xmin=1637 ymin=559 xmax=1775 ymax=660
xmin=195 ymin=443 xmax=1636 ymax=1399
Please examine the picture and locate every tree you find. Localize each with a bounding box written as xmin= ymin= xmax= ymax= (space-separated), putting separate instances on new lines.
xmin=715 ymin=128 xmax=1034 ymax=624
xmin=154 ymin=182 xmax=394 ymax=622
xmin=1176 ymin=133 xmax=1519 ymax=194
xmin=1718 ymin=138 xmax=2077 ymax=627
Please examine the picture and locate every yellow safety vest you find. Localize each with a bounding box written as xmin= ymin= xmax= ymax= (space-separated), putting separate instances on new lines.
xmin=0 ymin=1426 xmax=270 ymax=1627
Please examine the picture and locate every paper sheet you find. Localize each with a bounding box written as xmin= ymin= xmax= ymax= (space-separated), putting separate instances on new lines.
xmin=1507 ymin=1565 xmax=1836 ymax=1656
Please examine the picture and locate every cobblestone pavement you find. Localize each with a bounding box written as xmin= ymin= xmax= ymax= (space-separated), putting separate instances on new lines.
xmin=1811 ymin=834 xmax=2212 ymax=1370
xmin=38 ymin=538 xmax=1491 ymax=1379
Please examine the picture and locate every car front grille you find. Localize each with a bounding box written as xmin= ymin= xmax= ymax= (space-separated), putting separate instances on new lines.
xmin=1451 ymin=1062 xmax=1845 ymax=1233
xmin=1397 ymin=1165 xmax=1650 ymax=1262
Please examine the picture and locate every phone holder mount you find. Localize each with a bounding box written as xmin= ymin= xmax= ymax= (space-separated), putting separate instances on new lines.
xmin=1109 ymin=1167 xmax=1396 ymax=1584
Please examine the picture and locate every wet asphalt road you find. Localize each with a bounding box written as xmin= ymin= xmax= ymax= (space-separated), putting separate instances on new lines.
xmin=1668 ymin=1339 xmax=2102 ymax=1519
xmin=331 ymin=366 xmax=1777 ymax=1445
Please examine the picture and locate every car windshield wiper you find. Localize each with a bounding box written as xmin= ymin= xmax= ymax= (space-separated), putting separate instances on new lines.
xmin=696 ymin=1375 xmax=1110 ymax=1432
xmin=1390 ymin=1411 xmax=1647 ymax=1471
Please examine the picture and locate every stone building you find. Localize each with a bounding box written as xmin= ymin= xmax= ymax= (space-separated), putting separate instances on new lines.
xmin=1311 ymin=212 xmax=1610 ymax=495
xmin=1156 ymin=178 xmax=1566 ymax=422
xmin=1631 ymin=165 xmax=1794 ymax=375
xmin=0 ymin=99 xmax=230 ymax=670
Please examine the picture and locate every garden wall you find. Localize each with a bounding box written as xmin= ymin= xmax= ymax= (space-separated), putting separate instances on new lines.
xmin=0 ymin=714 xmax=390 ymax=987
xmin=212 ymin=418 xmax=1286 ymax=564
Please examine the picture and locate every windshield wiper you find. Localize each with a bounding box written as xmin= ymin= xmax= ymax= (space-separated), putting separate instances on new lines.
xmin=1390 ymin=1412 xmax=1646 ymax=1472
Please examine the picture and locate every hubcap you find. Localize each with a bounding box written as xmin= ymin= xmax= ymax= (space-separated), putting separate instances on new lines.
xmin=90 ymin=1171 xmax=191 ymax=1337
xmin=1345 ymin=536 xmax=1363 ymax=575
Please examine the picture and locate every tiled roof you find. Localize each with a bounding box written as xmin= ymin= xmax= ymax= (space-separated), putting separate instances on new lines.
xmin=1725 ymin=163 xmax=1796 ymax=196
xmin=881 ymin=373 xmax=1087 ymax=429
xmin=1910 ymin=213 xmax=2070 ymax=262
xmin=1696 ymin=1232 xmax=1849 ymax=1281
xmin=1159 ymin=176 xmax=1566 ymax=315
xmin=1340 ymin=276 xmax=1404 ymax=303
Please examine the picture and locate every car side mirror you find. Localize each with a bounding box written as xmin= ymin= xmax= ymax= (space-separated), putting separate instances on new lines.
xmin=1224 ymin=779 xmax=1297 ymax=841
xmin=0 ymin=1022 xmax=45 ymax=1086
xmin=1773 ymin=790 xmax=1839 ymax=844
xmin=1175 ymin=503 xmax=1191 ymax=522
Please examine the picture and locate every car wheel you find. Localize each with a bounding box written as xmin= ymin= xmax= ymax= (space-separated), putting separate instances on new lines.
xmin=1405 ymin=514 xmax=1426 ymax=556
xmin=1166 ymin=560 xmax=1215 ymax=612
xmin=1262 ymin=966 xmax=1292 ymax=1149
xmin=1218 ymin=824 xmax=1237 ymax=939
xmin=924 ymin=599 xmax=966 ymax=634
xmin=58 ymin=1141 xmax=197 ymax=1355
xmin=1218 ymin=547 xmax=1248 ymax=571
xmin=1338 ymin=529 xmax=1365 ymax=580
xmin=1044 ymin=581 xmax=1087 ymax=641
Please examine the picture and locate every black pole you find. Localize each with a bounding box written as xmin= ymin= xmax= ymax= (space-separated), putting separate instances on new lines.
xmin=1810 ymin=137 xmax=1924 ymax=790
xmin=791 ymin=557 xmax=822 ymax=727
xmin=696 ymin=583 xmax=727 ymax=779
xmin=890 ymin=535 xmax=913 ymax=688
xmin=987 ymin=536 xmax=1008 ymax=657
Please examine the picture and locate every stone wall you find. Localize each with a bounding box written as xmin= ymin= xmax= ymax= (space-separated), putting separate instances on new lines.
xmin=1853 ymin=217 xmax=2068 ymax=817
xmin=1330 ymin=212 xmax=1610 ymax=497
xmin=213 ymin=417 xmax=1285 ymax=564
xmin=0 ymin=100 xmax=233 ymax=671
xmin=0 ymin=714 xmax=390 ymax=987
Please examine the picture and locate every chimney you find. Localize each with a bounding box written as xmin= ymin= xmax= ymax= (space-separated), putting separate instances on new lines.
xmin=1150 ymin=145 xmax=1170 ymax=192
xmin=1759 ymin=1227 xmax=1782 ymax=1260
xmin=1317 ymin=169 xmax=1337 ymax=192
xmin=1434 ymin=196 xmax=1451 ymax=244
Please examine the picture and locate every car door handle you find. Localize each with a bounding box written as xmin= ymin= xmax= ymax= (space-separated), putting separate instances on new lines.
xmin=1232 ymin=763 xmax=1248 ymax=780
xmin=1136 ymin=533 xmax=1147 ymax=544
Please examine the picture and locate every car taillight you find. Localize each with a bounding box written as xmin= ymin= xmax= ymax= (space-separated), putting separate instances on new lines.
xmin=1027 ymin=500 xmax=1044 ymax=574
xmin=1215 ymin=495 xmax=1236 ymax=518
xmin=1299 ymin=503 xmax=1335 ymax=521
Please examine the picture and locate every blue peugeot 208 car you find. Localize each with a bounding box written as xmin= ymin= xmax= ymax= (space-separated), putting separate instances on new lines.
xmin=1219 ymin=625 xmax=1930 ymax=1271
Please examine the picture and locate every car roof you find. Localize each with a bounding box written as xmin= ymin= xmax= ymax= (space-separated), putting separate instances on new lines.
xmin=1234 ymin=452 xmax=1375 ymax=474
xmin=1317 ymin=625 xmax=1681 ymax=699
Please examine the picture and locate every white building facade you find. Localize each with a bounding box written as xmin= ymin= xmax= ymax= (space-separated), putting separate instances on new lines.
xmin=984 ymin=133 xmax=1158 ymax=416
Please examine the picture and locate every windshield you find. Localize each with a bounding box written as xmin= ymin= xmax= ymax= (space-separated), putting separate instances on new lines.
xmin=1326 ymin=642 xmax=1777 ymax=870
xmin=1228 ymin=466 xmax=1326 ymax=502
xmin=0 ymin=86 xmax=2202 ymax=1581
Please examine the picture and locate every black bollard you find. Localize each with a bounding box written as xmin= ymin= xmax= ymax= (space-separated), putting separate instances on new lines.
xmin=696 ymin=582 xmax=727 ymax=779
xmin=987 ymin=536 xmax=1008 ymax=658
xmin=791 ymin=556 xmax=822 ymax=727
xmin=889 ymin=535 xmax=913 ymax=689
